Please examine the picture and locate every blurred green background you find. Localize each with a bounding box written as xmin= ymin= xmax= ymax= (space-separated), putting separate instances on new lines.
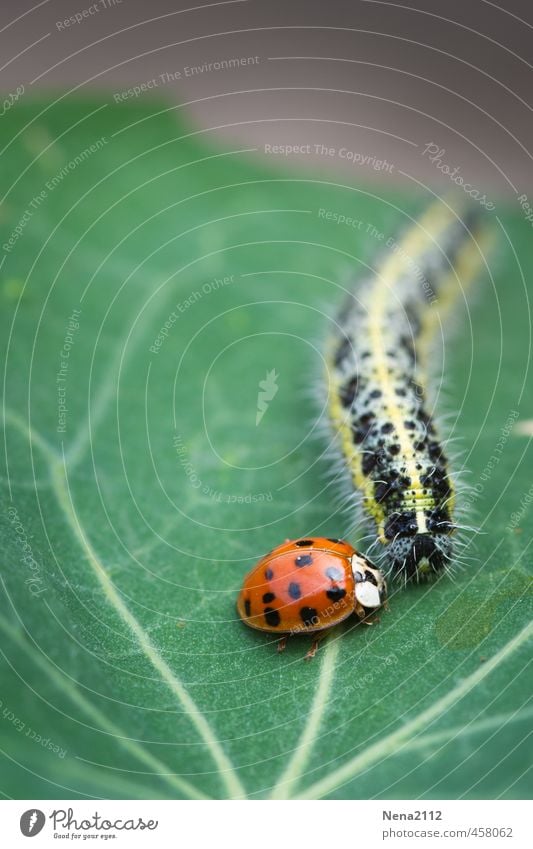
xmin=0 ymin=99 xmax=532 ymax=800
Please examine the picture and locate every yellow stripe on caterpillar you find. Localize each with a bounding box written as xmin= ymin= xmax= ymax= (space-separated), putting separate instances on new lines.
xmin=326 ymin=200 xmax=494 ymax=580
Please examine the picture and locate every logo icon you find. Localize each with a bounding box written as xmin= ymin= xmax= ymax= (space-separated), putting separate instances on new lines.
xmin=256 ymin=369 xmax=279 ymax=425
xmin=20 ymin=809 xmax=45 ymax=837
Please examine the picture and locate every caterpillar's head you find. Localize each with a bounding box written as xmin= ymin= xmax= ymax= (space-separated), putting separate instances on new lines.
xmin=387 ymin=533 xmax=453 ymax=581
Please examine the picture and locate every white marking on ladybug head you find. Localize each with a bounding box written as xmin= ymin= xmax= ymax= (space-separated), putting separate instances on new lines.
xmin=354 ymin=580 xmax=381 ymax=608
xmin=350 ymin=554 xmax=368 ymax=579
xmin=351 ymin=555 xmax=386 ymax=608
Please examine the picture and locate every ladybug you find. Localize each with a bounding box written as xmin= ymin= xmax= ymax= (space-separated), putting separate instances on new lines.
xmin=237 ymin=537 xmax=387 ymax=658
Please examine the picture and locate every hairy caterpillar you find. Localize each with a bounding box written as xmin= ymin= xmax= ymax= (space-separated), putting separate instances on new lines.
xmin=326 ymin=200 xmax=493 ymax=581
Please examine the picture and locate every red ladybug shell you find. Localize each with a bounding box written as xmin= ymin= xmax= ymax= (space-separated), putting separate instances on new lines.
xmin=237 ymin=537 xmax=358 ymax=635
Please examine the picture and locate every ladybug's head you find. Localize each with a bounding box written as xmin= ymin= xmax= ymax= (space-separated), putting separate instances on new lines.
xmin=351 ymin=555 xmax=387 ymax=609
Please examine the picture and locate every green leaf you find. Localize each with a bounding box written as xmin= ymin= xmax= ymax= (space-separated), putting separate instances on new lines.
xmin=1 ymin=99 xmax=532 ymax=800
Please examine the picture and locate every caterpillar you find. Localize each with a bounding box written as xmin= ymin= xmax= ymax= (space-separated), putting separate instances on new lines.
xmin=326 ymin=200 xmax=493 ymax=582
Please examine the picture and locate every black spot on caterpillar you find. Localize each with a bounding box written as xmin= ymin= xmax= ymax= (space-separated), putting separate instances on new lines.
xmin=327 ymin=201 xmax=493 ymax=581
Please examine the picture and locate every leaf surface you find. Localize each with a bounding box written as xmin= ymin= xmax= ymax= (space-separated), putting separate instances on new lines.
xmin=1 ymin=100 xmax=532 ymax=799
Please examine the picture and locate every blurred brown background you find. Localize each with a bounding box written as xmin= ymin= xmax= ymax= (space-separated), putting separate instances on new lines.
xmin=1 ymin=0 xmax=531 ymax=195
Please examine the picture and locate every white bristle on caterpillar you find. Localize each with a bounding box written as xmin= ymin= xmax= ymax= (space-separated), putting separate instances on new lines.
xmin=326 ymin=200 xmax=493 ymax=581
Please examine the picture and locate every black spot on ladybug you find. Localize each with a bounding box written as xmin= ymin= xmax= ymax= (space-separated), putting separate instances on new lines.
xmin=262 ymin=592 xmax=275 ymax=604
xmin=326 ymin=586 xmax=347 ymax=602
xmin=264 ymin=568 xmax=274 ymax=580
xmin=295 ymin=554 xmax=313 ymax=567
xmin=288 ymin=582 xmax=302 ymax=600
xmin=244 ymin=599 xmax=251 ymax=617
xmin=327 ymin=537 xmax=343 ymax=544
xmin=295 ymin=539 xmax=313 ymax=547
xmin=264 ymin=607 xmax=280 ymax=627
xmin=325 ymin=566 xmax=343 ymax=581
xmin=300 ymin=606 xmax=319 ymax=627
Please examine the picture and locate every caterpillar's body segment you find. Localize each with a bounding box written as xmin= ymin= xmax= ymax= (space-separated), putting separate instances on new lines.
xmin=327 ymin=201 xmax=492 ymax=581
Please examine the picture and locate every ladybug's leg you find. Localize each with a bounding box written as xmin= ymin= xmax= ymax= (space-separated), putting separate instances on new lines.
xmin=305 ymin=640 xmax=320 ymax=661
xmin=353 ymin=601 xmax=379 ymax=625
xmin=363 ymin=608 xmax=382 ymax=626
xmin=354 ymin=600 xmax=366 ymax=621
xmin=304 ymin=631 xmax=326 ymax=661
xmin=363 ymin=614 xmax=380 ymax=626
xmin=277 ymin=636 xmax=288 ymax=653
